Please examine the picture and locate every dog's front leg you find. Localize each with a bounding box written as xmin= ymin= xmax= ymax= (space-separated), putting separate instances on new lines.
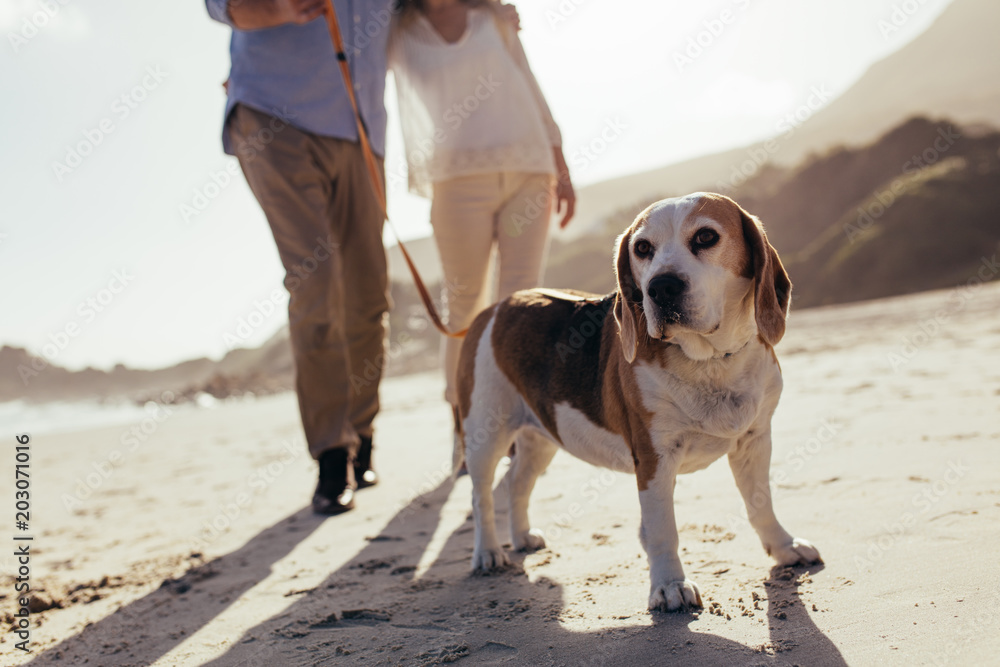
xmin=637 ymin=460 xmax=703 ymax=611
xmin=728 ymin=429 xmax=822 ymax=566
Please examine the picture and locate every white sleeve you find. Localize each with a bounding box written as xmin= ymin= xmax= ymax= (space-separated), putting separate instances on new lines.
xmin=497 ymin=21 xmax=563 ymax=147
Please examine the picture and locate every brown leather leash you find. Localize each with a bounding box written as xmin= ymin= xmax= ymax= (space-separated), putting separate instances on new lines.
xmin=322 ymin=1 xmax=467 ymax=338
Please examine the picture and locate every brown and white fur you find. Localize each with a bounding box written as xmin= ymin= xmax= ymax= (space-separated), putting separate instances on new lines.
xmin=453 ymin=192 xmax=821 ymax=612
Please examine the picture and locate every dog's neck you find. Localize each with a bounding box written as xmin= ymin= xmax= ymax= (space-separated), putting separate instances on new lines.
xmin=670 ymin=330 xmax=754 ymax=361
xmin=670 ymin=291 xmax=758 ymax=362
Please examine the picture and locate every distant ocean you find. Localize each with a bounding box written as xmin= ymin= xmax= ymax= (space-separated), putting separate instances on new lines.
xmin=0 ymin=396 xmax=216 ymax=437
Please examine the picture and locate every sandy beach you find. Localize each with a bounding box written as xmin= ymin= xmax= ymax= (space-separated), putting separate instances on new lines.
xmin=3 ymin=280 xmax=1000 ymax=666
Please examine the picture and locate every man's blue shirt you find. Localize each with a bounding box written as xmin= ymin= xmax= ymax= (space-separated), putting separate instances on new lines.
xmin=206 ymin=0 xmax=392 ymax=156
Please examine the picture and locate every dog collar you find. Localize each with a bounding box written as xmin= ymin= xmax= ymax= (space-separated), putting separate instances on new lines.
xmin=714 ymin=340 xmax=751 ymax=360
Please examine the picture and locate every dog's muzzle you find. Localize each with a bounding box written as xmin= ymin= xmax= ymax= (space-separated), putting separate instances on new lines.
xmin=647 ymin=273 xmax=687 ymax=323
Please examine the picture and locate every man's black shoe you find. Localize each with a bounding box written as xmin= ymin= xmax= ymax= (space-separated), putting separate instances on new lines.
xmin=355 ymin=436 xmax=378 ymax=488
xmin=312 ymin=448 xmax=356 ymax=515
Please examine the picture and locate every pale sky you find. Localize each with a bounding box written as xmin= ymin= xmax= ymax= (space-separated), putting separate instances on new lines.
xmin=0 ymin=0 xmax=953 ymax=371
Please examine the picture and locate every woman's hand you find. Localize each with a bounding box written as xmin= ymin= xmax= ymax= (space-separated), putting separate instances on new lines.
xmin=553 ymin=147 xmax=576 ymax=228
xmin=498 ymin=3 xmax=522 ymax=32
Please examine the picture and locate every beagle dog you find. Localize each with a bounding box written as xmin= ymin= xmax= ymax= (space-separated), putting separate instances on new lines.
xmin=453 ymin=192 xmax=821 ymax=611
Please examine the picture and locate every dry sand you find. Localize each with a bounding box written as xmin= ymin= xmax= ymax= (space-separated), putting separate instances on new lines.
xmin=2 ymin=281 xmax=1000 ymax=666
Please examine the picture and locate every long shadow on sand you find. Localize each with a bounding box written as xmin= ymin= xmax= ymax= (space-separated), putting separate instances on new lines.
xmin=30 ymin=475 xmax=846 ymax=666
xmin=202 ymin=476 xmax=847 ymax=666
xmin=27 ymin=506 xmax=330 ymax=665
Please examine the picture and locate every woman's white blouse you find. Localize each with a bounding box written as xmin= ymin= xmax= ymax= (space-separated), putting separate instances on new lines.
xmin=388 ymin=8 xmax=562 ymax=198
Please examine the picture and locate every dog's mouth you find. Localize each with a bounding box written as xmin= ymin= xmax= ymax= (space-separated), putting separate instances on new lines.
xmin=647 ymin=304 xmax=684 ymax=340
xmin=647 ymin=305 xmax=723 ymax=342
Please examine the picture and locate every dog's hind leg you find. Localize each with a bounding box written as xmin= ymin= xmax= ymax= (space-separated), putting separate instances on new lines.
xmin=465 ymin=404 xmax=517 ymax=572
xmin=506 ymin=431 xmax=558 ymax=552
xmin=451 ymin=404 xmax=467 ymax=478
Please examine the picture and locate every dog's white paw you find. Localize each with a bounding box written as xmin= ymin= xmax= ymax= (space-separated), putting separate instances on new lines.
xmin=471 ymin=546 xmax=510 ymax=573
xmin=513 ymin=529 xmax=546 ymax=552
xmin=648 ymin=579 xmax=703 ymax=612
xmin=769 ymin=537 xmax=822 ymax=566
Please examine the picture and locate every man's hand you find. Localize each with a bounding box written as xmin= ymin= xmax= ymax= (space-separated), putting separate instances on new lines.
xmin=228 ymin=0 xmax=327 ymax=31
xmin=553 ymin=147 xmax=576 ymax=228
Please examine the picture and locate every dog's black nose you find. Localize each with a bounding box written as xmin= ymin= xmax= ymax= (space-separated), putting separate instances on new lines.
xmin=647 ymin=273 xmax=687 ymax=308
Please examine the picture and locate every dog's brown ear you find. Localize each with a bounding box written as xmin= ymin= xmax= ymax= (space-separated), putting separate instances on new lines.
xmin=740 ymin=209 xmax=791 ymax=346
xmin=614 ymin=227 xmax=639 ymax=363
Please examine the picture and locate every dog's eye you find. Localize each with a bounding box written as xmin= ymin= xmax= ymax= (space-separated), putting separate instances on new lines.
xmin=692 ymin=228 xmax=719 ymax=250
xmin=634 ymin=239 xmax=653 ymax=258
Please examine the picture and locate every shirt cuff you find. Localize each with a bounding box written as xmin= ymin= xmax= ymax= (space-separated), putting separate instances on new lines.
xmin=206 ymin=0 xmax=236 ymax=27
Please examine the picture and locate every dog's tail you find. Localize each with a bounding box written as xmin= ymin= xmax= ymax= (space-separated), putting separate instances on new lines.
xmin=451 ymin=404 xmax=467 ymax=479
